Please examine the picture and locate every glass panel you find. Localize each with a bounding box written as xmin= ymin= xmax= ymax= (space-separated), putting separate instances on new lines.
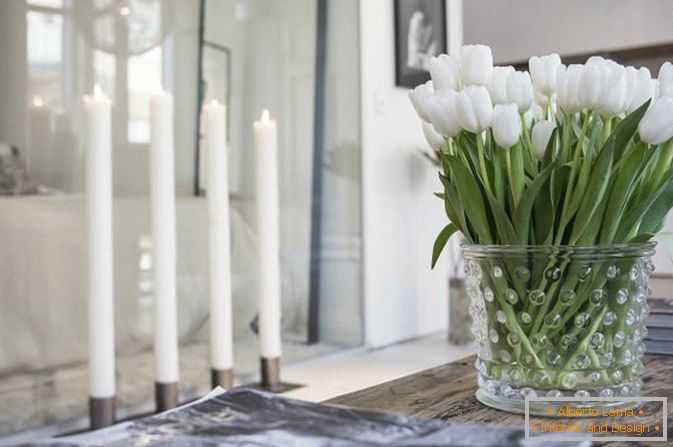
xmin=26 ymin=0 xmax=63 ymax=8
xmin=27 ymin=11 xmax=63 ymax=66
xmin=0 ymin=0 xmax=361 ymax=440
xmin=128 ymin=46 xmax=162 ymax=143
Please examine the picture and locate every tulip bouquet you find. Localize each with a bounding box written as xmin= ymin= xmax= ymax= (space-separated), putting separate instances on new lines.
xmin=412 ymin=44 xmax=673 ymax=411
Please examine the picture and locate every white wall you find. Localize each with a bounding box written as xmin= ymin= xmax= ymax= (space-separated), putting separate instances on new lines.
xmin=464 ymin=0 xmax=673 ymax=64
xmin=359 ymin=0 xmax=450 ymax=347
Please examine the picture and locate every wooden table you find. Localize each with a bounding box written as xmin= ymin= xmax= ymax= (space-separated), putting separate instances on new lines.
xmin=328 ymin=354 xmax=672 ymax=446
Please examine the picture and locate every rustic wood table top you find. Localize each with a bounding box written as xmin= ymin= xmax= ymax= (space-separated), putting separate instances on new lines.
xmin=328 ymin=354 xmax=672 ymax=447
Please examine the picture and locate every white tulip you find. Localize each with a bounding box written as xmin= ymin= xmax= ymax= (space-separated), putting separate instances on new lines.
xmin=638 ymin=95 xmax=673 ymax=145
xmin=586 ymin=55 xmax=608 ymax=66
xmin=422 ymin=122 xmax=445 ymax=151
xmin=534 ymin=89 xmax=551 ymax=107
xmin=653 ymin=79 xmax=661 ymax=98
xmin=531 ymin=120 xmax=557 ymax=160
xmin=597 ymin=63 xmax=629 ymax=117
xmin=460 ymin=44 xmax=493 ymax=86
xmin=424 ymin=89 xmax=462 ymax=137
xmin=578 ymin=63 xmax=604 ymax=110
xmin=429 ymin=54 xmax=461 ymax=91
xmin=626 ymin=67 xmax=655 ymax=114
xmin=524 ymin=103 xmax=544 ymax=127
xmin=506 ymin=71 xmax=533 ymax=113
xmin=491 ymin=103 xmax=521 ymax=148
xmin=556 ymin=64 xmax=583 ymax=114
xmin=409 ymin=81 xmax=434 ymax=122
xmin=658 ymin=61 xmax=673 ymax=97
xmin=578 ymin=58 xmax=631 ymax=116
xmin=455 ymin=85 xmax=493 ymax=133
xmin=487 ymin=66 xmax=514 ymax=104
xmin=529 ymin=53 xmax=562 ymax=95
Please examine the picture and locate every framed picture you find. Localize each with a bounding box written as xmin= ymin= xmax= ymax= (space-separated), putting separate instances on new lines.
xmin=394 ymin=0 xmax=447 ymax=88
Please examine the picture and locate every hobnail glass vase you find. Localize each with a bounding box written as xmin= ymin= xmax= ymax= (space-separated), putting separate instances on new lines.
xmin=463 ymin=243 xmax=655 ymax=415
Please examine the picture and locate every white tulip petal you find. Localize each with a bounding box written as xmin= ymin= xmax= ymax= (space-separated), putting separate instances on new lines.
xmin=529 ymin=53 xmax=562 ymax=95
xmin=492 ymin=103 xmax=521 ymax=148
xmin=487 ymin=66 xmax=514 ymax=104
xmin=409 ymin=81 xmax=434 ymax=122
xmin=531 ymin=120 xmax=557 ymax=160
xmin=658 ymin=61 xmax=673 ymax=97
xmin=506 ymin=71 xmax=533 ymax=113
xmin=638 ymin=95 xmax=673 ymax=145
xmin=556 ymin=64 xmax=583 ymax=114
xmin=460 ymin=44 xmax=493 ymax=86
xmin=428 ymin=54 xmax=461 ymax=91
xmin=422 ymin=122 xmax=445 ymax=151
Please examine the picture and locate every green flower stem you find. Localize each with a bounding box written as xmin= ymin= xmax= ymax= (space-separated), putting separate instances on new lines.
xmin=520 ymin=115 xmax=537 ymax=175
xmin=559 ymin=113 xmax=573 ymax=164
xmin=497 ymin=298 xmax=546 ymax=370
xmin=486 ymin=260 xmax=546 ymax=369
xmin=531 ymin=261 xmax=581 ymax=334
xmin=545 ymin=94 xmax=554 ymax=121
xmin=601 ymin=117 xmax=613 ymax=146
xmin=444 ymin=137 xmax=453 ymax=156
xmin=554 ymin=113 xmax=593 ymax=245
xmin=560 ymin=306 xmax=608 ymax=372
xmin=588 ymin=350 xmax=611 ymax=383
xmin=528 ymin=252 xmax=579 ymax=332
xmin=494 ymin=148 xmax=505 ymax=206
xmin=548 ymin=265 xmax=609 ymax=338
xmin=505 ymin=149 xmax=517 ymax=208
xmin=649 ymin=140 xmax=673 ymax=192
xmin=477 ymin=134 xmax=491 ymax=193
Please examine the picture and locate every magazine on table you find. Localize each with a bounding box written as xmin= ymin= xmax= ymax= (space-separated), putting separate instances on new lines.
xmin=15 ymin=387 xmax=589 ymax=447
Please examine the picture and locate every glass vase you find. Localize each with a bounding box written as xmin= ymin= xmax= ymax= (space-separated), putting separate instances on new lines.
xmin=463 ymin=243 xmax=655 ymax=415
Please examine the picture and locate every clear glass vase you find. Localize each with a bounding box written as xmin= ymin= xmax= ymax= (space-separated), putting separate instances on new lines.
xmin=463 ymin=243 xmax=655 ymax=415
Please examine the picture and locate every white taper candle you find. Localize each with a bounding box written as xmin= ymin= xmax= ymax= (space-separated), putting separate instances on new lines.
xmin=253 ymin=109 xmax=282 ymax=359
xmin=204 ymin=100 xmax=234 ymax=370
xmin=149 ymin=90 xmax=179 ymax=384
xmin=84 ymin=85 xmax=116 ymax=399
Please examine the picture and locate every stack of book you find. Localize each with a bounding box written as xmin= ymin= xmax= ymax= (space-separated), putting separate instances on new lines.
xmin=645 ymin=298 xmax=673 ymax=355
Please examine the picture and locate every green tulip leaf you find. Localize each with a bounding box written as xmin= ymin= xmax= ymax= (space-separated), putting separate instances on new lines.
xmin=445 ymin=156 xmax=494 ymax=244
xmin=431 ymin=223 xmax=458 ymax=269
xmin=484 ymin=188 xmax=519 ymax=244
xmin=513 ymin=162 xmax=555 ymax=244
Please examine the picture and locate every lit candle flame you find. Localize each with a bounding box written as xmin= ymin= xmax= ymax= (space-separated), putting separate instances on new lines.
xmin=210 ymin=99 xmax=220 ymax=107
xmin=93 ymin=84 xmax=103 ymax=99
xmin=261 ymin=109 xmax=270 ymax=125
xmin=32 ymin=96 xmax=44 ymax=107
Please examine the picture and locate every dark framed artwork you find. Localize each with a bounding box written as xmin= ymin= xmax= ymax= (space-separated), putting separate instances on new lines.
xmin=394 ymin=0 xmax=447 ymax=88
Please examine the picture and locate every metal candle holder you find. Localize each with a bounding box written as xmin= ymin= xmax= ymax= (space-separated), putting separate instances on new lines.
xmin=89 ymin=396 xmax=115 ymax=429
xmin=246 ymin=357 xmax=302 ymax=393
xmin=211 ymin=368 xmax=234 ymax=389
xmin=155 ymin=382 xmax=179 ymax=412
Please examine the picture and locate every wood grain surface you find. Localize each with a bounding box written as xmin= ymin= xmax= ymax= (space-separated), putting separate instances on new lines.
xmin=328 ymin=354 xmax=672 ymax=446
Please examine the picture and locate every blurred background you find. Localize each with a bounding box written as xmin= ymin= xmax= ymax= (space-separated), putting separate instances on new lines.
xmin=1 ymin=0 xmax=673 ymax=442
xmin=0 ymin=0 xmax=363 ymax=437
